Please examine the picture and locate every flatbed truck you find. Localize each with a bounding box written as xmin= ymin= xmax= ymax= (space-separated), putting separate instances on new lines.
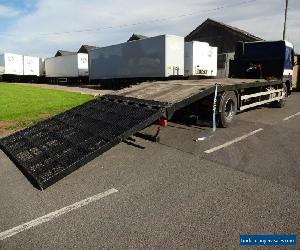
xmin=0 ymin=40 xmax=294 ymax=189
xmin=0 ymin=77 xmax=287 ymax=189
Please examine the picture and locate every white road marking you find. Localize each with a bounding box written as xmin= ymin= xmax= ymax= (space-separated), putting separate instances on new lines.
xmin=283 ymin=112 xmax=300 ymax=121
xmin=204 ymin=128 xmax=264 ymax=154
xmin=0 ymin=188 xmax=118 ymax=241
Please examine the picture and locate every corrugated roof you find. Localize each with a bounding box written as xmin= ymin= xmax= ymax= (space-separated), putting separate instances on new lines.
xmin=186 ymin=18 xmax=263 ymax=41
xmin=127 ymin=33 xmax=148 ymax=42
xmin=55 ymin=50 xmax=77 ymax=57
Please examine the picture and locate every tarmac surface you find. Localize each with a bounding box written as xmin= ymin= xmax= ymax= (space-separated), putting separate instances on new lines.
xmin=0 ymin=93 xmax=299 ymax=249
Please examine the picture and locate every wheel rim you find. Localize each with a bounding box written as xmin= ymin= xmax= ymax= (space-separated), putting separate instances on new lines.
xmin=225 ymin=99 xmax=234 ymax=119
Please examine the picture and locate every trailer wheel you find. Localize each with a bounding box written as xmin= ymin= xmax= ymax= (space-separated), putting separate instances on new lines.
xmin=218 ymin=91 xmax=237 ymax=128
xmin=271 ymin=83 xmax=287 ymax=108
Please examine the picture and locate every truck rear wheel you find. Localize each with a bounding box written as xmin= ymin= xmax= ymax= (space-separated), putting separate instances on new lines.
xmin=218 ymin=91 xmax=237 ymax=128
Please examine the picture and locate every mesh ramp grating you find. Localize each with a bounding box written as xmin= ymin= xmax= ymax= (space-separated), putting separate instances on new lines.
xmin=0 ymin=95 xmax=166 ymax=189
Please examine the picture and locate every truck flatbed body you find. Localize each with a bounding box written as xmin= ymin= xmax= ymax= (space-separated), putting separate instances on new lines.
xmin=116 ymin=78 xmax=281 ymax=118
xmin=0 ymin=78 xmax=282 ymax=189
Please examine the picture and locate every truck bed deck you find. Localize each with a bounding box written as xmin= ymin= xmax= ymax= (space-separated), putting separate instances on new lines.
xmin=117 ymin=78 xmax=274 ymax=103
xmin=116 ymin=78 xmax=279 ymax=118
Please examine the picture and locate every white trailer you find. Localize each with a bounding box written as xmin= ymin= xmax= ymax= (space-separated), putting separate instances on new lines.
xmin=184 ymin=41 xmax=217 ymax=77
xmin=0 ymin=53 xmax=23 ymax=75
xmin=208 ymin=46 xmax=217 ymax=77
xmin=23 ymin=56 xmax=40 ymax=76
xmin=39 ymin=58 xmax=45 ymax=76
xmin=89 ymin=34 xmax=184 ymax=80
xmin=45 ymin=53 xmax=89 ymax=78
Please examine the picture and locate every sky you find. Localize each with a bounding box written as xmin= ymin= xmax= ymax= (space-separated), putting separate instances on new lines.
xmin=0 ymin=0 xmax=299 ymax=57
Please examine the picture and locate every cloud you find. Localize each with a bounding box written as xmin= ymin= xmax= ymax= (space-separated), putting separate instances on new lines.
xmin=0 ymin=0 xmax=299 ymax=57
xmin=0 ymin=4 xmax=20 ymax=18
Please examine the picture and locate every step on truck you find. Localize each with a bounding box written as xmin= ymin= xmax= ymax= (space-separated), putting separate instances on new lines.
xmin=0 ymin=39 xmax=294 ymax=189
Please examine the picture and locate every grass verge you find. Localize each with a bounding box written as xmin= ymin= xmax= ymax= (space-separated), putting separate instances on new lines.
xmin=0 ymin=83 xmax=93 ymax=136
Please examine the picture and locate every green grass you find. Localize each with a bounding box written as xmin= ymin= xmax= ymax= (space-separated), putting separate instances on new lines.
xmin=0 ymin=83 xmax=93 ymax=131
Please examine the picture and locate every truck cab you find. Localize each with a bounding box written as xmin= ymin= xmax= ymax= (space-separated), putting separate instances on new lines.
xmin=229 ymin=40 xmax=294 ymax=93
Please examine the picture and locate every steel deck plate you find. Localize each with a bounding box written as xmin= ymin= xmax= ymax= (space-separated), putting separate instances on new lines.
xmin=0 ymin=96 xmax=165 ymax=189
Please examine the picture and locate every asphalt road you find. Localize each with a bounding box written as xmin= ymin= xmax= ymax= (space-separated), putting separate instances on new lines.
xmin=0 ymin=93 xmax=299 ymax=249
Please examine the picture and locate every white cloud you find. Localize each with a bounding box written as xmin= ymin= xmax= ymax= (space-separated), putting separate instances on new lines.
xmin=0 ymin=0 xmax=299 ymax=57
xmin=0 ymin=4 xmax=20 ymax=18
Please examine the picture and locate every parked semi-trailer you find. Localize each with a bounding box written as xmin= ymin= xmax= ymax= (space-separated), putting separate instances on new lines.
xmin=21 ymin=55 xmax=43 ymax=82
xmin=45 ymin=53 xmax=89 ymax=84
xmin=39 ymin=58 xmax=45 ymax=77
xmin=0 ymin=53 xmax=23 ymax=81
xmin=184 ymin=41 xmax=217 ymax=77
xmin=0 ymin=53 xmax=43 ymax=82
xmin=23 ymin=56 xmax=40 ymax=76
xmin=89 ymin=34 xmax=184 ymax=83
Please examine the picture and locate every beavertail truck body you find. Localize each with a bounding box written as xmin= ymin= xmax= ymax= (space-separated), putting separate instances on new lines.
xmin=0 ymin=40 xmax=293 ymax=189
xmin=0 ymin=78 xmax=286 ymax=189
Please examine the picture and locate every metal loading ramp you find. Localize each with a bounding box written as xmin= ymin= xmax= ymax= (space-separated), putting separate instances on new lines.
xmin=0 ymin=95 xmax=166 ymax=189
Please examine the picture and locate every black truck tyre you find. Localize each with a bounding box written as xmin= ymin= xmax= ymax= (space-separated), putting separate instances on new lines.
xmin=218 ymin=91 xmax=237 ymax=128
xmin=271 ymin=83 xmax=287 ymax=108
